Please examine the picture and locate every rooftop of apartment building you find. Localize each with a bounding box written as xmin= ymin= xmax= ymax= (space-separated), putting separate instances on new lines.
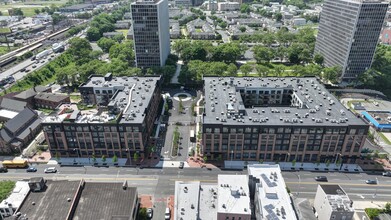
xmin=319 ymin=184 xmax=354 ymax=213
xmin=43 ymin=75 xmax=160 ymax=125
xmin=217 ymin=175 xmax=250 ymax=216
xmin=248 ymin=164 xmax=296 ymax=220
xmin=203 ymin=77 xmax=366 ymax=126
xmin=174 ymin=181 xmax=218 ymax=220
xmin=0 ymin=181 xmax=30 ymax=210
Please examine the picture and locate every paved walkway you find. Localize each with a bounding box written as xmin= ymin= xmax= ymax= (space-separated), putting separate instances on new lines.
xmin=170 ymin=61 xmax=182 ymax=84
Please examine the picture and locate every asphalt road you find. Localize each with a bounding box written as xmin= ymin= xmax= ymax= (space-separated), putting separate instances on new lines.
xmin=2 ymin=165 xmax=391 ymax=219
xmin=2 ymin=165 xmax=391 ymax=202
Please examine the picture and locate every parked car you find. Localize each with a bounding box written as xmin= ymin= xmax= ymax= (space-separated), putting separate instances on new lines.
xmin=179 ymin=162 xmax=184 ymax=169
xmin=366 ymin=179 xmax=377 ymax=184
xmin=164 ymin=208 xmax=170 ymax=220
xmin=382 ymin=171 xmax=391 ymax=177
xmin=146 ymin=208 xmax=153 ymax=219
xmin=44 ymin=167 xmax=57 ymax=173
xmin=0 ymin=167 xmax=7 ymax=173
xmin=32 ymin=65 xmax=37 ymax=68
xmin=20 ymin=68 xmax=26 ymax=72
xmin=26 ymin=167 xmax=37 ymax=172
xmin=314 ymin=176 xmax=328 ymax=182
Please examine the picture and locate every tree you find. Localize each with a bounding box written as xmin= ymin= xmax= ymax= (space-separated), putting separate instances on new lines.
xmin=52 ymin=13 xmax=64 ymax=26
xmin=240 ymin=3 xmax=251 ymax=14
xmin=292 ymin=159 xmax=296 ymax=167
xmin=92 ymin=154 xmax=96 ymax=163
xmin=323 ymin=66 xmax=342 ymax=84
xmin=274 ymin=12 xmax=282 ymax=22
xmin=272 ymin=65 xmax=285 ymax=77
xmin=11 ymin=8 xmax=24 ymax=17
xmin=325 ymin=159 xmax=330 ymax=167
xmin=133 ymin=152 xmax=139 ymax=162
xmin=68 ymin=37 xmax=93 ymax=65
xmin=240 ymin=63 xmax=252 ymax=76
xmin=112 ymin=34 xmax=124 ymax=43
xmin=239 ymin=26 xmax=246 ymax=33
xmin=313 ymin=53 xmax=324 ymax=66
xmin=97 ymin=37 xmax=116 ymax=53
xmin=34 ymin=8 xmax=41 ymax=14
xmin=254 ymin=46 xmax=273 ymax=63
xmin=138 ymin=208 xmax=148 ymax=220
xmin=109 ymin=41 xmax=135 ymax=66
xmin=87 ymin=27 xmax=102 ymax=41
xmin=385 ymin=202 xmax=391 ymax=213
xmin=226 ymin=63 xmax=238 ymax=76
xmin=203 ymin=156 xmax=207 ymax=163
xmin=112 ymin=154 xmax=118 ymax=163
xmin=357 ymin=68 xmax=378 ymax=86
xmin=256 ymin=65 xmax=269 ymax=77
xmin=102 ymin=155 xmax=106 ymax=163
xmin=55 ymin=152 xmax=61 ymax=161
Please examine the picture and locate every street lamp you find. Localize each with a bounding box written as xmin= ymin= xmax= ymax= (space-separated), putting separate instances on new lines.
xmin=73 ymin=148 xmax=81 ymax=164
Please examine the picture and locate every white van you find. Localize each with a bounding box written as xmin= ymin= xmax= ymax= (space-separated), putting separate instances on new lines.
xmin=164 ymin=207 xmax=170 ymax=219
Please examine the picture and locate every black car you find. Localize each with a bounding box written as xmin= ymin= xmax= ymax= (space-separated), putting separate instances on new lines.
xmin=179 ymin=162 xmax=184 ymax=169
xmin=0 ymin=167 xmax=8 ymax=173
xmin=26 ymin=167 xmax=37 ymax=172
xmin=314 ymin=176 xmax=328 ymax=182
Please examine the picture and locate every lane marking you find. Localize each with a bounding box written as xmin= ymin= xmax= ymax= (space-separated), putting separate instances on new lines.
xmin=285 ymin=182 xmax=391 ymax=187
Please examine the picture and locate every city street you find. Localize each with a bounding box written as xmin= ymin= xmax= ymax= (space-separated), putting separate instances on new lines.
xmin=2 ymin=165 xmax=391 ymax=202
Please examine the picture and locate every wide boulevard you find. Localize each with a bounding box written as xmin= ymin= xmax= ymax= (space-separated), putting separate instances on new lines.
xmin=1 ymin=164 xmax=391 ymax=202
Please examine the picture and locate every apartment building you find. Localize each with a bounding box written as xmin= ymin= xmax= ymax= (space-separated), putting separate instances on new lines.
xmin=131 ymin=0 xmax=170 ymax=68
xmin=43 ymin=74 xmax=162 ymax=159
xmin=315 ymin=0 xmax=388 ymax=81
xmin=202 ymin=77 xmax=368 ymax=163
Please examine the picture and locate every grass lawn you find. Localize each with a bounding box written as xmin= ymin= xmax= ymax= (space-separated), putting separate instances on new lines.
xmin=0 ymin=46 xmax=18 ymax=56
xmin=195 ymin=28 xmax=202 ymax=33
xmin=70 ymin=94 xmax=81 ymax=103
xmin=0 ymin=0 xmax=66 ymax=17
xmin=0 ymin=27 xmax=11 ymax=34
xmin=0 ymin=181 xmax=15 ymax=201
xmin=116 ymin=29 xmax=128 ymax=38
xmin=379 ymin=132 xmax=391 ymax=145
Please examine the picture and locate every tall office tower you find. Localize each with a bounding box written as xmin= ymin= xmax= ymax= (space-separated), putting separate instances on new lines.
xmin=131 ymin=0 xmax=170 ymax=68
xmin=315 ymin=0 xmax=388 ymax=82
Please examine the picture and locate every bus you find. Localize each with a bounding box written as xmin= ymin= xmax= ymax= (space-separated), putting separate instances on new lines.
xmin=2 ymin=160 xmax=28 ymax=168
xmin=190 ymin=130 xmax=196 ymax=142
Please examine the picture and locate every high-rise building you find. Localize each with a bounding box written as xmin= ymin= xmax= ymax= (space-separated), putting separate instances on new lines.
xmin=315 ymin=0 xmax=388 ymax=81
xmin=131 ymin=0 xmax=170 ymax=68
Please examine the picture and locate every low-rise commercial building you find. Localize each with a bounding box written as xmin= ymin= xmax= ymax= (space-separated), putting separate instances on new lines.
xmin=43 ymin=74 xmax=162 ymax=160
xmin=314 ymin=185 xmax=354 ymax=220
xmin=0 ymin=181 xmax=30 ymax=219
xmin=202 ymin=77 xmax=368 ymax=163
xmin=248 ymin=164 xmax=297 ymax=220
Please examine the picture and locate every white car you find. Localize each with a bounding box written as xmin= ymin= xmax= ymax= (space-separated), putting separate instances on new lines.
xmin=383 ymin=171 xmax=391 ymax=177
xmin=44 ymin=167 xmax=57 ymax=173
xmin=164 ymin=207 xmax=170 ymax=220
